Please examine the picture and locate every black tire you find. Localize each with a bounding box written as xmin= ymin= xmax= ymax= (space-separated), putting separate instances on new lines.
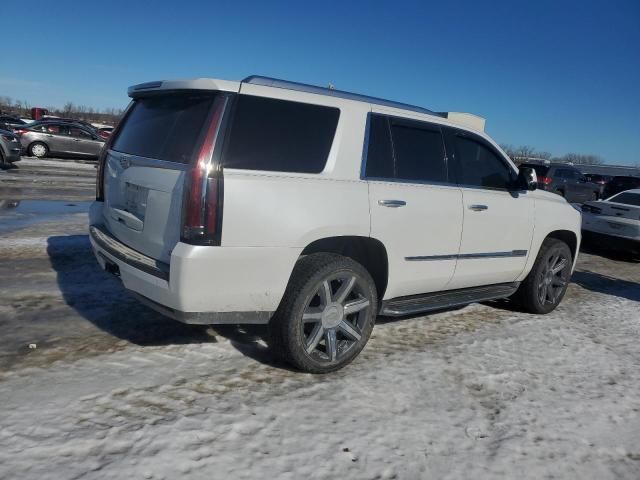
xmin=0 ymin=149 xmax=6 ymax=169
xmin=269 ymin=253 xmax=377 ymax=373
xmin=28 ymin=142 xmax=48 ymax=158
xmin=511 ymin=238 xmax=572 ymax=314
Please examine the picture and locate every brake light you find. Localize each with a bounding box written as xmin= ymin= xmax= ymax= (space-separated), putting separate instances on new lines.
xmin=96 ymin=102 xmax=133 ymax=201
xmin=181 ymin=95 xmax=229 ymax=245
xmin=540 ymin=176 xmax=553 ymax=185
xmin=14 ymin=128 xmax=28 ymax=136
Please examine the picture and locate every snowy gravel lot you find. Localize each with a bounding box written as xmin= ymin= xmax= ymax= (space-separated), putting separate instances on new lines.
xmin=1 ymin=158 xmax=639 ymax=479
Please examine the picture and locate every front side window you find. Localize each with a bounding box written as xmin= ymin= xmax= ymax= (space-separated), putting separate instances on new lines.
xmin=222 ymin=95 xmax=340 ymax=173
xmin=364 ymin=114 xmax=447 ymax=183
xmin=70 ymin=127 xmax=93 ymax=139
xmin=452 ymin=134 xmax=514 ymax=189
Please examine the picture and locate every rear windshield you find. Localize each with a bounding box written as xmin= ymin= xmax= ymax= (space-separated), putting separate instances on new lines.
xmin=609 ymin=192 xmax=640 ymax=206
xmin=112 ymin=93 xmax=215 ymax=163
xmin=521 ymin=164 xmax=549 ymax=177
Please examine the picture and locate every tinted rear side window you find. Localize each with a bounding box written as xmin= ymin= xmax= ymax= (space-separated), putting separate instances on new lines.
xmin=364 ymin=114 xmax=447 ymax=183
xmin=390 ymin=120 xmax=446 ymax=182
xmin=112 ymin=93 xmax=216 ymax=163
xmin=222 ymin=95 xmax=339 ymax=173
xmin=364 ymin=115 xmax=394 ymax=178
xmin=453 ymin=134 xmax=514 ymax=189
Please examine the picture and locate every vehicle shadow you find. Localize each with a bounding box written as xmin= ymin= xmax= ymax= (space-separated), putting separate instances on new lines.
xmin=571 ymin=270 xmax=640 ymax=302
xmin=47 ymin=235 xmax=214 ymax=346
xmin=211 ymin=325 xmax=296 ymax=371
xmin=580 ymin=240 xmax=639 ymax=263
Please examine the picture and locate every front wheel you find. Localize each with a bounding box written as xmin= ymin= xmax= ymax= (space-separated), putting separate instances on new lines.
xmin=511 ymin=238 xmax=572 ymax=314
xmin=269 ymin=253 xmax=377 ymax=373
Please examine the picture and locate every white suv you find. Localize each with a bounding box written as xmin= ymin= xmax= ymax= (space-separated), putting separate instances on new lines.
xmin=89 ymin=76 xmax=581 ymax=373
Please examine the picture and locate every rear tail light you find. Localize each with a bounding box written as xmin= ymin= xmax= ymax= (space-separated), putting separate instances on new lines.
xmin=14 ymin=128 xmax=28 ymax=136
xmin=540 ymin=176 xmax=553 ymax=185
xmin=96 ymin=102 xmax=133 ymax=201
xmin=181 ymin=95 xmax=230 ymax=246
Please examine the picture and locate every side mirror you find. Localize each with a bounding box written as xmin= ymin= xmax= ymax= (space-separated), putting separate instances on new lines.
xmin=516 ymin=167 xmax=537 ymax=191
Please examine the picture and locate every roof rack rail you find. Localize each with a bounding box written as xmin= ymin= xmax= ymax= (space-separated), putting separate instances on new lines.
xmin=242 ymin=75 xmax=444 ymax=117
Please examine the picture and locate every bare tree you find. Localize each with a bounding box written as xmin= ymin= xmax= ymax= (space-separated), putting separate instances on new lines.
xmin=62 ymin=102 xmax=75 ymax=117
xmin=560 ymin=153 xmax=604 ymax=165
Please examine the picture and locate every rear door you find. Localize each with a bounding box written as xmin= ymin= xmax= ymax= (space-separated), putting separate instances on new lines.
xmin=44 ymin=124 xmax=73 ymax=154
xmin=102 ymin=92 xmax=227 ymax=263
xmin=444 ymin=128 xmax=534 ymax=289
xmin=366 ymin=113 xmax=463 ymax=299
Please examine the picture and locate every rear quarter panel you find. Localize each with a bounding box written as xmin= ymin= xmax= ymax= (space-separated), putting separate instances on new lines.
xmin=220 ymin=91 xmax=371 ymax=248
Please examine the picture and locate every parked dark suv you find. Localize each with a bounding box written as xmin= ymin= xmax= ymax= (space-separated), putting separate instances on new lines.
xmin=520 ymin=163 xmax=599 ymax=203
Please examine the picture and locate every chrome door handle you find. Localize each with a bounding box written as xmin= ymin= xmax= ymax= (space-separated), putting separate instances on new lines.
xmin=378 ymin=200 xmax=406 ymax=208
xmin=469 ymin=204 xmax=488 ymax=211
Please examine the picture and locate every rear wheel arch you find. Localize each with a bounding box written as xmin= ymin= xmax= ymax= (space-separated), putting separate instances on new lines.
xmin=299 ymin=236 xmax=389 ymax=301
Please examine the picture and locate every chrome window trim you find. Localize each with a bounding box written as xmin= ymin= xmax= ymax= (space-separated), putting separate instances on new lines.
xmin=406 ymin=250 xmax=528 ymax=261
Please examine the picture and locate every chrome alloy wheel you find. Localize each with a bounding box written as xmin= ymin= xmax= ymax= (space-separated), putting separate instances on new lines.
xmin=537 ymin=252 xmax=569 ymax=305
xmin=301 ymin=274 xmax=372 ymax=364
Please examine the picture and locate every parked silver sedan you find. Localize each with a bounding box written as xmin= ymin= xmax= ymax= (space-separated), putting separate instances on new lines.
xmin=17 ymin=121 xmax=105 ymax=158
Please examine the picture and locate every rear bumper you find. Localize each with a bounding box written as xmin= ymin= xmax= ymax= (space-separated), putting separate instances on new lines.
xmin=582 ymin=213 xmax=640 ymax=242
xmin=89 ymin=208 xmax=302 ymax=324
xmin=582 ymin=230 xmax=640 ymax=254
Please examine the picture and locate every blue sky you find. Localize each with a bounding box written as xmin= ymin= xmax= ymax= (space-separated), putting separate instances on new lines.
xmin=1 ymin=0 xmax=638 ymax=164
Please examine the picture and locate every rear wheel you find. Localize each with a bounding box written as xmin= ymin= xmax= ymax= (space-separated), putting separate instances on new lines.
xmin=269 ymin=253 xmax=377 ymax=373
xmin=511 ymin=238 xmax=572 ymax=314
xmin=29 ymin=142 xmax=48 ymax=158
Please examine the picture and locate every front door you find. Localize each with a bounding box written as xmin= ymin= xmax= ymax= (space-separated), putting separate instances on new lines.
xmin=365 ymin=112 xmax=463 ymax=300
xmin=68 ymin=127 xmax=101 ymax=156
xmin=444 ymin=128 xmax=535 ymax=289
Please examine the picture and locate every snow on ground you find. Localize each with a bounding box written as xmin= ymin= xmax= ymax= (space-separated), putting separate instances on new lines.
xmin=1 ymin=158 xmax=639 ymax=479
